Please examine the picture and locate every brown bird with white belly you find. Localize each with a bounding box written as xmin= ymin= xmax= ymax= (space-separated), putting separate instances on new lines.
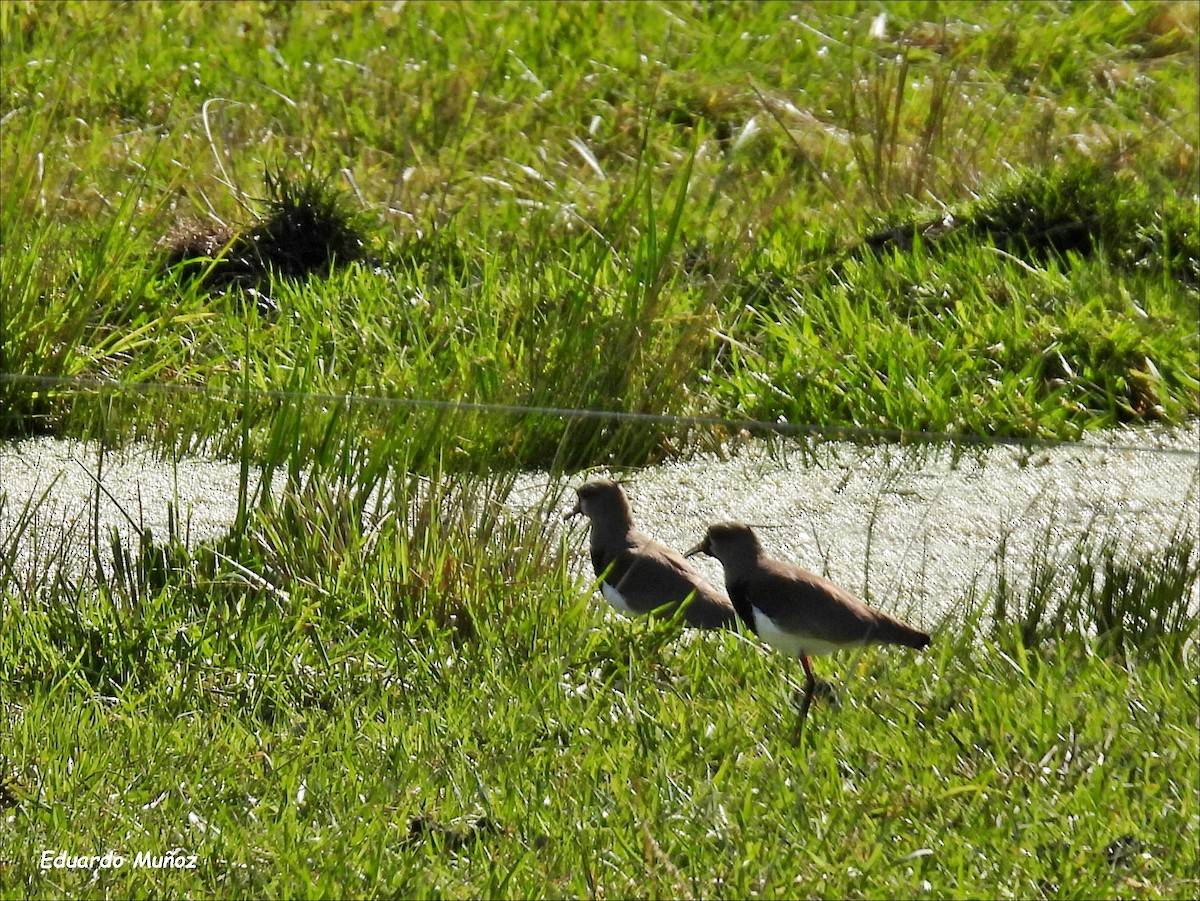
xmin=685 ymin=521 xmax=930 ymax=739
xmin=566 ymin=480 xmax=737 ymax=630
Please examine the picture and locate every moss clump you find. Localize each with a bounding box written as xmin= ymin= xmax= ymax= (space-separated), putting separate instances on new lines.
xmin=161 ymin=168 xmax=372 ymax=301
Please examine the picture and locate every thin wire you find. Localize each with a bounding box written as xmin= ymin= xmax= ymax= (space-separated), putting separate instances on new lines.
xmin=2 ymin=371 xmax=1197 ymax=459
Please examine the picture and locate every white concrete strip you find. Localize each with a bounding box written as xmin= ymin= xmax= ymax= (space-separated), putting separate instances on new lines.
xmin=2 ymin=423 xmax=1197 ymax=631
xmin=524 ymin=421 xmax=1200 ymax=629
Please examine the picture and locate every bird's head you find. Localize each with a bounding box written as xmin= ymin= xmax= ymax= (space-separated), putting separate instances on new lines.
xmin=564 ymin=479 xmax=634 ymax=526
xmin=684 ymin=521 xmax=763 ymax=565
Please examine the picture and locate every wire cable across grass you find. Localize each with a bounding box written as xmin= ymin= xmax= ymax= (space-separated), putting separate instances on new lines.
xmin=2 ymin=371 xmax=1196 ymax=460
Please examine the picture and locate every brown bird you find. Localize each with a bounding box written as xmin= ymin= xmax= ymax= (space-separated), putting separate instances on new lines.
xmin=685 ymin=521 xmax=930 ymax=739
xmin=565 ymin=480 xmax=737 ymax=630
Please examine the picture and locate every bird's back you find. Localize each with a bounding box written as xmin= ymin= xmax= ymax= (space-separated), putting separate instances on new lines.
xmin=737 ymin=558 xmax=929 ymax=650
xmin=598 ymin=529 xmax=736 ymax=629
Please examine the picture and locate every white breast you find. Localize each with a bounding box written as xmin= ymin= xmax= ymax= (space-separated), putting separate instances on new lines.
xmin=753 ymin=607 xmax=846 ymax=658
xmin=601 ymin=581 xmax=638 ymax=617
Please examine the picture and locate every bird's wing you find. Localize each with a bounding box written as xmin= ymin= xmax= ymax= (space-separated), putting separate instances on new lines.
xmin=612 ymin=536 xmax=736 ymax=627
xmin=746 ymin=562 xmax=883 ymax=645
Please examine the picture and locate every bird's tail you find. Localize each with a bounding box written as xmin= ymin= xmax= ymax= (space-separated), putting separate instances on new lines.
xmin=877 ymin=616 xmax=931 ymax=651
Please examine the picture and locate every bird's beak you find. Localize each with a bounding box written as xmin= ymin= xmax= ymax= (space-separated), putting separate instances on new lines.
xmin=563 ymin=500 xmax=581 ymax=521
xmin=683 ymin=539 xmax=708 ymax=558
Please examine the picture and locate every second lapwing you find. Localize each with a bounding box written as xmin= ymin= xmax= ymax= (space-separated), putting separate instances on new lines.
xmin=566 ymin=480 xmax=737 ymax=630
xmin=685 ymin=521 xmax=930 ymax=740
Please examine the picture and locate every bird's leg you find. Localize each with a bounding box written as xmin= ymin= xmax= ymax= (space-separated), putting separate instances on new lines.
xmin=812 ymin=676 xmax=839 ymax=706
xmin=791 ymin=655 xmax=817 ymax=745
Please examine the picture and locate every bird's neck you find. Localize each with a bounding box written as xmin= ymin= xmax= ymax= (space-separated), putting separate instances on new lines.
xmin=725 ymin=579 xmax=758 ymax=634
xmin=719 ymin=554 xmax=761 ymax=584
xmin=589 ymin=519 xmax=634 ymax=549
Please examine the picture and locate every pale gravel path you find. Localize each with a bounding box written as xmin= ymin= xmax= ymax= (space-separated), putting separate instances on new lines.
xmin=3 ymin=424 xmax=1197 ymax=630
xmin=0 ymin=438 xmax=264 ymax=580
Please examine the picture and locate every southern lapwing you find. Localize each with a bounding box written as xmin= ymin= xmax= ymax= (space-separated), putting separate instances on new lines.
xmin=565 ymin=480 xmax=737 ymax=630
xmin=685 ymin=521 xmax=930 ymax=740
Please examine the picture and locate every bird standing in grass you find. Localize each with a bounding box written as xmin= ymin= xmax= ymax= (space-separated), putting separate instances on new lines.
xmin=566 ymin=480 xmax=737 ymax=630
xmin=685 ymin=521 xmax=930 ymax=741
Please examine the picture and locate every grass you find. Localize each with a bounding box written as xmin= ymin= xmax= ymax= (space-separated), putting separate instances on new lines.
xmin=2 ymin=1 xmax=1199 ymax=897
xmin=715 ymin=227 xmax=1197 ymax=438
xmin=2 ymin=0 xmax=1196 ymax=455
xmin=1 ymin=464 xmax=1196 ymax=898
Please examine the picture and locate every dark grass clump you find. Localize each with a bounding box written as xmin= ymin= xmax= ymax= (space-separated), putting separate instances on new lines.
xmin=246 ymin=168 xmax=370 ymax=279
xmin=851 ymin=161 xmax=1200 ymax=284
xmin=161 ymin=168 xmax=372 ymax=301
xmin=963 ymin=162 xmax=1132 ymax=261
